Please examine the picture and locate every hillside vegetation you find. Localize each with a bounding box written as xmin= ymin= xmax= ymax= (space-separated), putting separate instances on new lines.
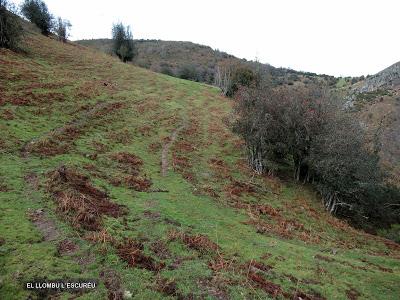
xmin=1 ymin=26 xmax=400 ymax=300
xmin=344 ymin=62 xmax=400 ymax=187
xmin=76 ymin=39 xmax=338 ymax=88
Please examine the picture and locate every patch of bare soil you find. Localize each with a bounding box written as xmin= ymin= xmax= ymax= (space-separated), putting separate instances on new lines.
xmin=162 ymin=123 xmax=185 ymax=176
xmin=47 ymin=166 xmax=127 ymax=231
xmin=28 ymin=209 xmax=60 ymax=241
xmin=117 ymin=238 xmax=165 ymax=271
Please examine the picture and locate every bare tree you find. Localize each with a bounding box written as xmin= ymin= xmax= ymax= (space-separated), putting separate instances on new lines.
xmin=214 ymin=63 xmax=232 ymax=96
xmin=54 ymin=17 xmax=71 ymax=43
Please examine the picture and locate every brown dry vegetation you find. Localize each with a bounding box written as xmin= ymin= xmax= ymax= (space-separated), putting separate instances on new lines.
xmin=116 ymin=238 xmax=165 ymax=271
xmin=47 ymin=166 xmax=127 ymax=231
xmin=168 ymin=229 xmax=219 ymax=254
xmin=108 ymin=151 xmax=152 ymax=191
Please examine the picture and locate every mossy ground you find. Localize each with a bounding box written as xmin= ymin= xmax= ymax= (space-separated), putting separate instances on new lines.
xmin=1 ymin=29 xmax=399 ymax=299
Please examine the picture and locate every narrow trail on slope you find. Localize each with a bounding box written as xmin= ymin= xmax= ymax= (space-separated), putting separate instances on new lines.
xmin=161 ymin=122 xmax=186 ymax=176
xmin=23 ymin=172 xmax=61 ymax=241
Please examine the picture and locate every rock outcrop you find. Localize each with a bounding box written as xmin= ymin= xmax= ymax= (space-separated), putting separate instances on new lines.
xmin=358 ymin=62 xmax=400 ymax=93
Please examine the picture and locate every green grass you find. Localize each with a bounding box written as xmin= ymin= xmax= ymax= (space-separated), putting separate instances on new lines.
xmin=0 ymin=30 xmax=399 ymax=300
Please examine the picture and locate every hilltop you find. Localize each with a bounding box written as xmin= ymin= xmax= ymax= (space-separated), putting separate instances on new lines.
xmin=1 ymin=25 xmax=400 ymax=300
xmin=76 ymin=38 xmax=338 ymax=87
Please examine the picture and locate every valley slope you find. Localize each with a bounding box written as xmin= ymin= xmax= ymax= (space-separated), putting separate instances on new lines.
xmin=1 ymin=28 xmax=400 ymax=299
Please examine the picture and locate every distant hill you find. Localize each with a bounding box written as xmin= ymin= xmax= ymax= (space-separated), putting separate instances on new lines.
xmin=76 ymin=38 xmax=338 ymax=86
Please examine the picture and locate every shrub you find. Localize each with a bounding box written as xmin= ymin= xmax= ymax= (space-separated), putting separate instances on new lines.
xmin=160 ymin=64 xmax=174 ymax=76
xmin=112 ymin=22 xmax=136 ymax=62
xmin=21 ymin=0 xmax=53 ymax=35
xmin=233 ymin=84 xmax=400 ymax=229
xmin=178 ymin=64 xmax=199 ymax=81
xmin=0 ymin=0 xmax=23 ymax=49
xmin=215 ymin=62 xmax=259 ymax=97
xmin=226 ymin=67 xmax=259 ymax=97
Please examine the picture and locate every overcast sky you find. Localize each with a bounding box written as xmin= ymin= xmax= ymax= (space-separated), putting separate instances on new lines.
xmin=12 ymin=0 xmax=400 ymax=77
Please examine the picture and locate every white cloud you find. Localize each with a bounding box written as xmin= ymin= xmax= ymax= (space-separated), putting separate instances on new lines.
xmin=12 ymin=0 xmax=400 ymax=76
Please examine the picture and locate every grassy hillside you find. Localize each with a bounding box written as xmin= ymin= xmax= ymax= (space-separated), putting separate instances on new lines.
xmin=1 ymin=28 xmax=400 ymax=300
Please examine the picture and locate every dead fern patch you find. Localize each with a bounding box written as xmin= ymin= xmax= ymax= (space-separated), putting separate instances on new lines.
xmin=111 ymin=152 xmax=143 ymax=173
xmin=168 ymin=230 xmax=219 ymax=254
xmin=47 ymin=166 xmax=127 ymax=231
xmin=116 ymin=238 xmax=165 ymax=271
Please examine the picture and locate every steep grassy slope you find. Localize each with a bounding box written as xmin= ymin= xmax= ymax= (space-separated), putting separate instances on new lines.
xmin=1 ymin=29 xmax=400 ymax=300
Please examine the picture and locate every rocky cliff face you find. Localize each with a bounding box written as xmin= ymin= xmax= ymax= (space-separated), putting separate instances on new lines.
xmin=344 ymin=61 xmax=400 ymax=108
xmin=359 ymin=62 xmax=400 ymax=93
